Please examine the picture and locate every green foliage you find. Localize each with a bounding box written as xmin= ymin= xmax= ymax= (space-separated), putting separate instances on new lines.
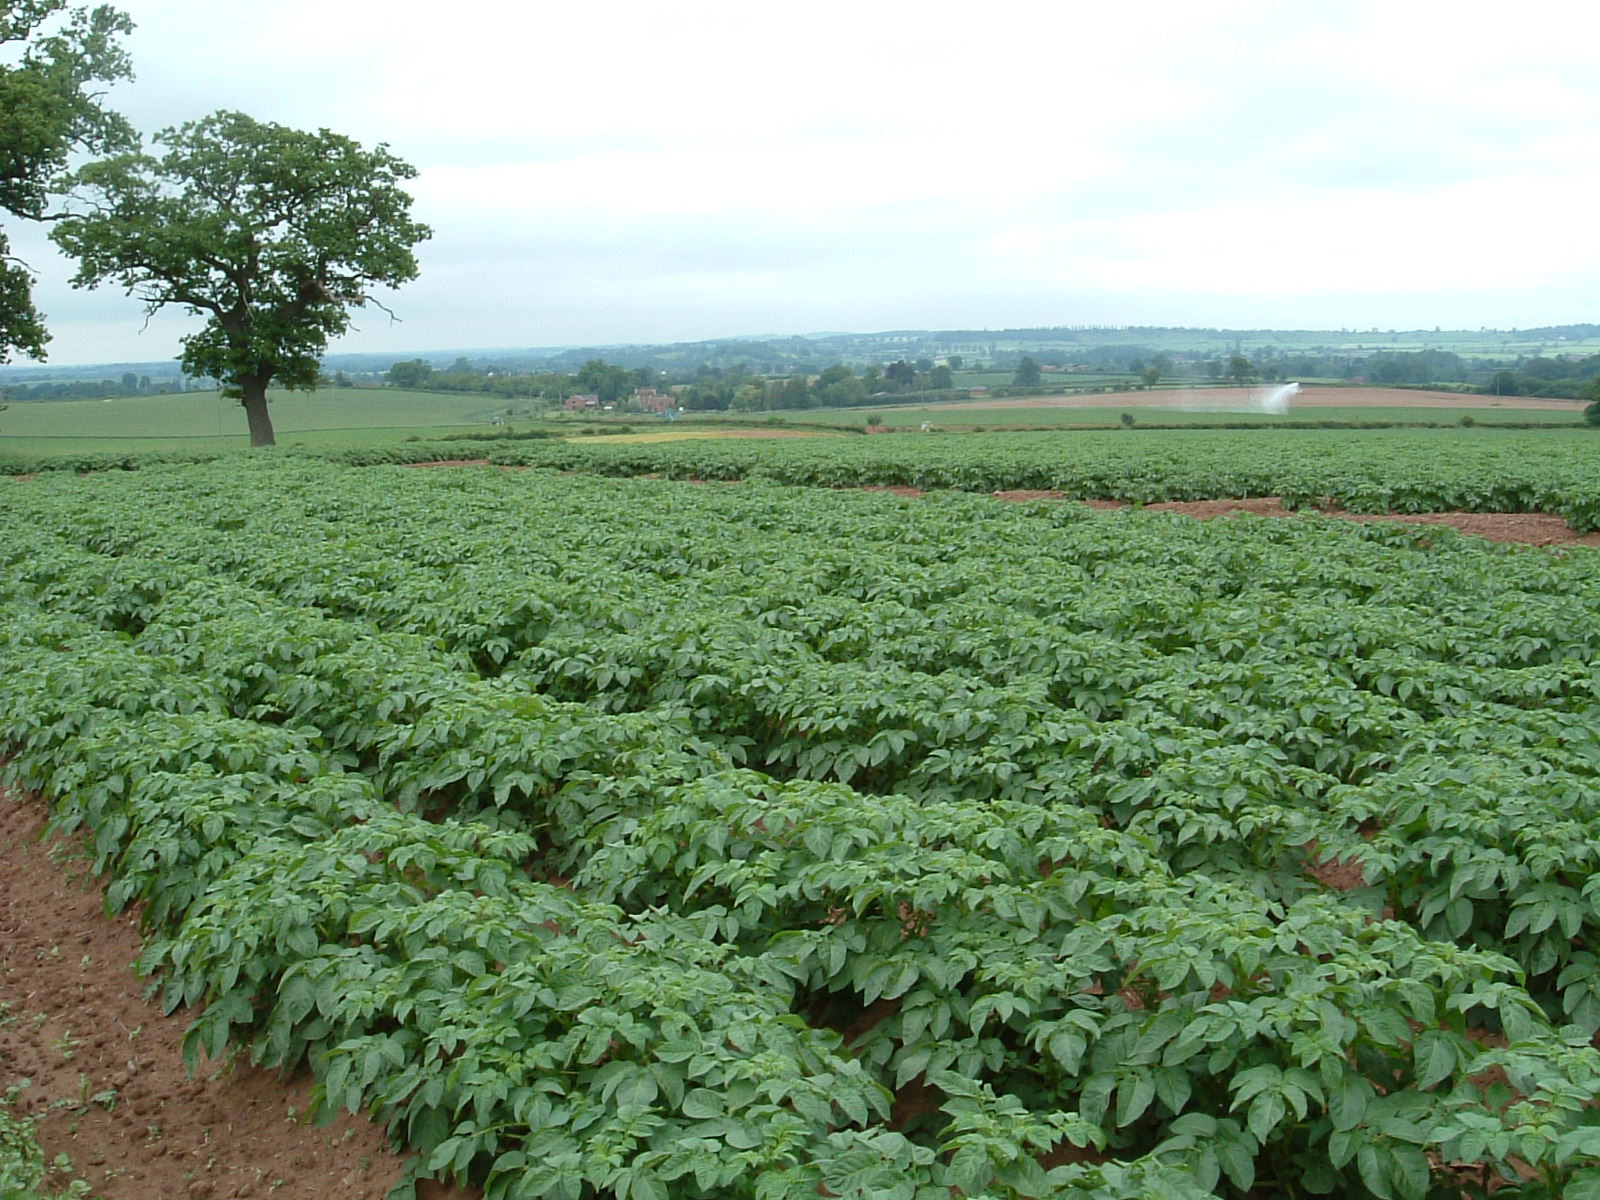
xmin=0 ymin=1082 xmax=93 ymax=1198
xmin=574 ymin=359 xmax=640 ymax=405
xmin=5 ymin=427 xmax=1600 ymax=530
xmin=0 ymin=0 xmax=134 ymax=363
xmin=51 ymin=110 xmax=430 ymax=444
xmin=4 ymin=458 xmax=1600 ymax=1198
xmin=386 ymin=359 xmax=434 ymax=389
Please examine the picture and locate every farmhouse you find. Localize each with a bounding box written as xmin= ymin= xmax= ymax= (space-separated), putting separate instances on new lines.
xmin=634 ymin=387 xmax=672 ymax=413
xmin=564 ymin=393 xmax=600 ymax=412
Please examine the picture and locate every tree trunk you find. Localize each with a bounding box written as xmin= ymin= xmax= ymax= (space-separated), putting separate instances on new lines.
xmin=239 ymin=377 xmax=276 ymax=447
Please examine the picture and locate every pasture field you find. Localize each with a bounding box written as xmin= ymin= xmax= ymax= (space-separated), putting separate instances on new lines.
xmin=3 ymin=384 xmax=1584 ymax=465
xmin=0 ymin=387 xmax=504 ymax=446
xmin=4 ymin=453 xmax=1600 ymax=1199
xmin=0 ymin=424 xmax=525 ymax=461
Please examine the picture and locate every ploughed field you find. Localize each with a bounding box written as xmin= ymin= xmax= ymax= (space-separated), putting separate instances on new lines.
xmin=3 ymin=452 xmax=1600 ymax=1200
xmin=924 ymin=386 xmax=1586 ymax=412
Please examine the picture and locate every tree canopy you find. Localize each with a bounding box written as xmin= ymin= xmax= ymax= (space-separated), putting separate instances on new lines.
xmin=52 ymin=109 xmax=431 ymax=445
xmin=1012 ymin=356 xmax=1041 ymax=387
xmin=386 ymin=358 xmax=434 ymax=389
xmin=0 ymin=0 xmax=134 ymax=363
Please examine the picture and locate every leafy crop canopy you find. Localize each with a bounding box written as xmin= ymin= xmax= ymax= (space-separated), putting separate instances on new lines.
xmin=4 ymin=456 xmax=1600 ymax=1199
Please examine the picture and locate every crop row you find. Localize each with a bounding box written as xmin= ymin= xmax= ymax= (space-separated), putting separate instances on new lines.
xmin=11 ymin=460 xmax=1600 ymax=1004
xmin=6 ymin=427 xmax=1600 ymax=529
xmin=3 ymin=460 xmax=1600 ymax=1198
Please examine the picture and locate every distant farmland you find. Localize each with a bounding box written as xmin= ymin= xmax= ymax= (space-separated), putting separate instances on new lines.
xmin=777 ymin=385 xmax=1587 ymax=428
xmin=0 ymin=387 xmax=503 ymax=443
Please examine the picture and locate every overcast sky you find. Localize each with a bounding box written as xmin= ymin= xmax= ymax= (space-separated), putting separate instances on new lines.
xmin=8 ymin=0 xmax=1600 ymax=367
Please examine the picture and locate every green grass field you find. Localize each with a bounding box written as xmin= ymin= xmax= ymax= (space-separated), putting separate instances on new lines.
xmin=1 ymin=381 xmax=1587 ymax=465
xmin=0 ymin=387 xmax=506 ymax=447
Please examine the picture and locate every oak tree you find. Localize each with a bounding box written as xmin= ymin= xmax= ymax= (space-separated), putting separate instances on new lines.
xmin=52 ymin=110 xmax=431 ymax=445
xmin=0 ymin=0 xmax=134 ymax=363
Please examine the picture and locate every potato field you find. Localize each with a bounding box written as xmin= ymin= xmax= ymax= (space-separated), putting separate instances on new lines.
xmin=3 ymin=450 xmax=1600 ymax=1200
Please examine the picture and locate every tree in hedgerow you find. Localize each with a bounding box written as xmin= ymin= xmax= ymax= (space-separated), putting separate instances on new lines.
xmin=1583 ymin=374 xmax=1600 ymax=426
xmin=1012 ymin=356 xmax=1042 ymax=387
xmin=52 ymin=110 xmax=431 ymax=446
xmin=1226 ymin=354 xmax=1256 ymax=386
xmin=884 ymin=359 xmax=916 ymax=391
xmin=386 ymin=358 xmax=434 ymax=389
xmin=573 ymin=358 xmax=634 ymax=405
xmin=1 ymin=1 xmax=135 ymax=364
xmin=1489 ymin=370 xmax=1520 ymax=398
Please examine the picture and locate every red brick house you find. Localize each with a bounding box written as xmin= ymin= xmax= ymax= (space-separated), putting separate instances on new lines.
xmin=634 ymin=387 xmax=672 ymax=413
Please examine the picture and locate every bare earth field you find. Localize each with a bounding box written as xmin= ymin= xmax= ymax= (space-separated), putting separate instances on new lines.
xmin=936 ymin=386 xmax=1582 ymax=411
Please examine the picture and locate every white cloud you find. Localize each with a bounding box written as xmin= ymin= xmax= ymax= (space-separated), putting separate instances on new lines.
xmin=6 ymin=0 xmax=1598 ymax=367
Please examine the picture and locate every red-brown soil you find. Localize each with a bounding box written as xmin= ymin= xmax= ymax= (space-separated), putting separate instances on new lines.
xmin=0 ymin=792 xmax=476 ymax=1200
xmin=937 ymin=385 xmax=1583 ymax=411
xmin=861 ymin=485 xmax=925 ymax=498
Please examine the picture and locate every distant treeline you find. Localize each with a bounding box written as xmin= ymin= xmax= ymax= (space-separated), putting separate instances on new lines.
xmin=1262 ymin=349 xmax=1600 ymax=397
xmin=385 ymin=343 xmax=1600 ymax=415
xmin=1 ymin=373 xmax=207 ymax=401
xmin=1480 ymin=356 xmax=1600 ymax=399
xmin=412 ymin=322 xmax=1600 ymax=378
xmin=386 ymin=356 xmax=961 ymax=412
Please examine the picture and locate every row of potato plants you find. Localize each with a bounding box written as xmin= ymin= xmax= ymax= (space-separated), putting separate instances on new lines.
xmin=3 ymin=563 xmax=1595 ymax=1200
xmin=31 ymin=459 xmax=1597 ymax=1012
xmin=3 ymin=459 xmax=1600 ymax=1199
xmin=6 ymin=427 xmax=1600 ymax=530
xmin=8 ymin=470 xmax=1600 ymax=963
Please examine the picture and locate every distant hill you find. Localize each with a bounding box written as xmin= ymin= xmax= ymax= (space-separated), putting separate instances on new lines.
xmin=6 ymin=324 xmax=1599 ymax=386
